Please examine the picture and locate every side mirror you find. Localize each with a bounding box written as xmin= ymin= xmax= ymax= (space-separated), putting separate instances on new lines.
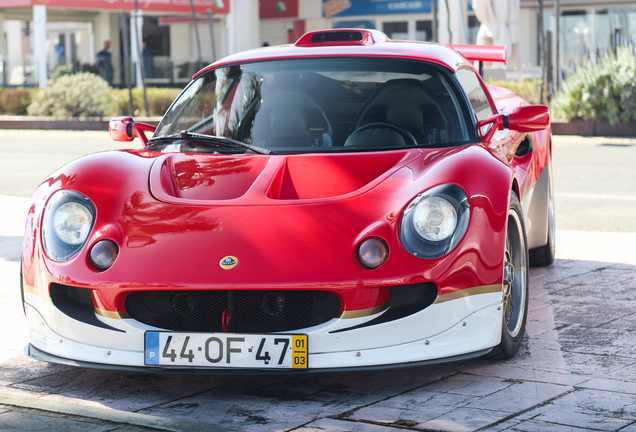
xmin=109 ymin=116 xmax=157 ymax=146
xmin=109 ymin=116 xmax=134 ymax=142
xmin=478 ymin=105 xmax=550 ymax=143
xmin=507 ymin=105 xmax=550 ymax=133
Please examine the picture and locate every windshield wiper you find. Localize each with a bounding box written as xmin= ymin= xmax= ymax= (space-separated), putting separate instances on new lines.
xmin=177 ymin=130 xmax=273 ymax=155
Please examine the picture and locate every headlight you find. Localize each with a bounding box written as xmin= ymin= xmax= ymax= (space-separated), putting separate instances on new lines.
xmin=412 ymin=196 xmax=458 ymax=241
xmin=53 ymin=202 xmax=92 ymax=245
xmin=43 ymin=190 xmax=95 ymax=261
xmin=400 ymin=184 xmax=470 ymax=259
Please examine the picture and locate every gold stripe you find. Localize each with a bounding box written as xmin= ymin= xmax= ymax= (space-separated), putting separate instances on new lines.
xmin=95 ymin=307 xmax=131 ymax=319
xmin=434 ymin=284 xmax=502 ymax=304
xmin=340 ymin=302 xmax=389 ymax=319
xmin=23 ymin=283 xmax=38 ymax=295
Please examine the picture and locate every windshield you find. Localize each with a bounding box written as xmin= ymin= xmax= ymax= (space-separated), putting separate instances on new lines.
xmin=152 ymin=58 xmax=474 ymax=154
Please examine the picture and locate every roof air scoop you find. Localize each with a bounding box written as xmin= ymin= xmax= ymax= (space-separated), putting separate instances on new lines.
xmin=295 ymin=29 xmax=387 ymax=47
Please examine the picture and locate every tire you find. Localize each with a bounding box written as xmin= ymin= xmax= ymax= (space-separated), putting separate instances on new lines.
xmin=491 ymin=192 xmax=529 ymax=359
xmin=530 ymin=161 xmax=555 ymax=267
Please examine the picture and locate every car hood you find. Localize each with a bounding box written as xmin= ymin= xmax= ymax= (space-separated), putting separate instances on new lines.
xmin=149 ymin=151 xmax=419 ymax=205
xmin=35 ymin=145 xmax=507 ymax=294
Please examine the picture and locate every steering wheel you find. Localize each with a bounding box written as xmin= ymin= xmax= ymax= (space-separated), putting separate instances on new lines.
xmin=346 ymin=122 xmax=418 ymax=147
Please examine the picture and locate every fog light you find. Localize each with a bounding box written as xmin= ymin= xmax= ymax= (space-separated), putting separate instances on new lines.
xmin=172 ymin=293 xmax=195 ymax=316
xmin=90 ymin=240 xmax=119 ymax=271
xmin=262 ymin=292 xmax=286 ymax=316
xmin=358 ymin=238 xmax=389 ymax=269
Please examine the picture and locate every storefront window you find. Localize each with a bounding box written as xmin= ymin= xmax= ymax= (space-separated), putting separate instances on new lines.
xmin=561 ymin=10 xmax=589 ymax=68
xmin=467 ymin=15 xmax=480 ymax=44
xmin=383 ymin=21 xmax=408 ymax=40
xmin=416 ymin=20 xmax=432 ymax=42
xmin=542 ymin=7 xmax=636 ymax=81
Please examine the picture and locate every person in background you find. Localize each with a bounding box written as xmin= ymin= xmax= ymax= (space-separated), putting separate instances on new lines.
xmin=97 ymin=40 xmax=113 ymax=84
xmin=142 ymin=39 xmax=154 ymax=79
xmin=56 ymin=42 xmax=65 ymax=67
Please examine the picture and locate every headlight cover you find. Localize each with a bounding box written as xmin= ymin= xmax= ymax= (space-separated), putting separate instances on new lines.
xmin=400 ymin=184 xmax=470 ymax=259
xmin=43 ymin=190 xmax=96 ymax=261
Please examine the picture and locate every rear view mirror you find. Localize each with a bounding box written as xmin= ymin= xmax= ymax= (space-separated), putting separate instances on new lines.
xmin=109 ymin=116 xmax=157 ymax=146
xmin=478 ymin=105 xmax=550 ymax=143
xmin=507 ymin=105 xmax=550 ymax=133
xmin=109 ymin=116 xmax=134 ymax=142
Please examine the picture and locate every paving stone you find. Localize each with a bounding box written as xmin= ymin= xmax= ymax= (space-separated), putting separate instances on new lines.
xmin=0 ymin=411 xmax=116 ymax=432
xmin=464 ymin=381 xmax=570 ymax=414
xmin=139 ymin=394 xmax=341 ymax=432
xmin=414 ymin=373 xmax=512 ymax=397
xmin=550 ymin=300 xmax=636 ymax=329
xmin=542 ymin=388 xmax=636 ymax=420
xmin=525 ymin=406 xmax=632 ymax=431
xmin=603 ymin=363 xmax=636 ymax=382
xmin=23 ymin=371 xmax=231 ymax=412
xmin=296 ymin=417 xmax=406 ymax=432
xmin=560 ymin=351 xmax=636 ymax=377
xmin=556 ymin=326 xmax=636 ymax=357
xmin=600 ymin=312 xmax=636 ymax=331
xmin=463 ymin=362 xmax=583 ymax=387
xmin=618 ymin=421 xmax=636 ymax=431
xmin=577 ymin=378 xmax=636 ymax=395
xmin=415 ymin=406 xmax=512 ymax=432
xmin=484 ymin=418 xmax=608 ymax=431
xmin=350 ymin=404 xmax=453 ymax=426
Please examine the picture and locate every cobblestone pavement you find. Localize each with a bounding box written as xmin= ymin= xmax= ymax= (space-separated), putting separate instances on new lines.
xmin=2 ymin=195 xmax=636 ymax=431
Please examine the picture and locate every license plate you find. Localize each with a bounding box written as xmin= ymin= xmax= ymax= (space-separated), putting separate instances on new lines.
xmin=144 ymin=332 xmax=308 ymax=369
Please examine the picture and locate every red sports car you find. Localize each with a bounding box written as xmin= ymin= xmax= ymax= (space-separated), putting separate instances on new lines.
xmin=21 ymin=29 xmax=553 ymax=372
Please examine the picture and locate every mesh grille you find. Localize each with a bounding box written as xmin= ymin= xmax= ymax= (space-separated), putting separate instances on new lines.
xmin=125 ymin=290 xmax=341 ymax=333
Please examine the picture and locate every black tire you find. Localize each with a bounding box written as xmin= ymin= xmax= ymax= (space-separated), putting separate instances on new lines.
xmin=530 ymin=161 xmax=555 ymax=267
xmin=20 ymin=254 xmax=26 ymax=315
xmin=491 ymin=192 xmax=529 ymax=359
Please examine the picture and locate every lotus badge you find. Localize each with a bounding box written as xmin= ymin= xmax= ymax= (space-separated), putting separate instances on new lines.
xmin=219 ymin=256 xmax=238 ymax=270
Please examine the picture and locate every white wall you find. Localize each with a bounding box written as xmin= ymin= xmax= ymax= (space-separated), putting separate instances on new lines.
xmin=4 ymin=20 xmax=24 ymax=85
xmin=227 ymin=0 xmax=259 ymax=55
xmin=260 ymin=19 xmax=293 ymax=46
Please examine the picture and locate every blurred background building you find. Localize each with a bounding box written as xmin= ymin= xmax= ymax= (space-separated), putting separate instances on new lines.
xmin=0 ymin=0 xmax=634 ymax=88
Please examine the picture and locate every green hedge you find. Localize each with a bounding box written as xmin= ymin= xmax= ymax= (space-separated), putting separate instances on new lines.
xmin=27 ymin=73 xmax=114 ymax=117
xmin=0 ymin=88 xmax=37 ymax=115
xmin=111 ymin=87 xmax=182 ymax=117
xmin=486 ymin=79 xmax=546 ymax=106
xmin=0 ymin=82 xmax=181 ymax=118
xmin=552 ymin=47 xmax=636 ymax=125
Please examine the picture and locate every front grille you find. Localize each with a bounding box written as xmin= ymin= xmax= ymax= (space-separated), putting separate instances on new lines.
xmin=125 ymin=290 xmax=341 ymax=333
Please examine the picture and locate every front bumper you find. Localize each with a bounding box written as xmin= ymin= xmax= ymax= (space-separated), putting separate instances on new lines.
xmin=24 ymin=289 xmax=503 ymax=371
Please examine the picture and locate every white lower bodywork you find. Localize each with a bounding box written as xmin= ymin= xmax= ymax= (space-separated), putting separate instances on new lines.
xmin=25 ymin=290 xmax=503 ymax=370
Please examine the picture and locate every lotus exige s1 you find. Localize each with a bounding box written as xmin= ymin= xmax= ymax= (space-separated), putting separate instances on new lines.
xmin=22 ymin=29 xmax=554 ymax=372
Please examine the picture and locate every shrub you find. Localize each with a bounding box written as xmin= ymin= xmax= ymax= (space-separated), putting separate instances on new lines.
xmin=0 ymin=88 xmax=36 ymax=115
xmin=552 ymin=47 xmax=636 ymax=124
xmin=27 ymin=73 xmax=114 ymax=117
xmin=52 ymin=63 xmax=101 ymax=80
xmin=487 ymin=79 xmax=546 ymax=106
xmin=111 ymin=87 xmax=181 ymax=117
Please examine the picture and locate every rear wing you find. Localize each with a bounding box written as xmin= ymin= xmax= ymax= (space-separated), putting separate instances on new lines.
xmin=447 ymin=44 xmax=507 ymax=64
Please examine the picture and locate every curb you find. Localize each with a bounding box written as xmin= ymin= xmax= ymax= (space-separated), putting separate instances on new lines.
xmin=551 ymin=120 xmax=636 ymax=137
xmin=0 ymin=388 xmax=236 ymax=432
xmin=2 ymin=116 xmax=635 ymax=137
xmin=0 ymin=116 xmax=161 ymax=131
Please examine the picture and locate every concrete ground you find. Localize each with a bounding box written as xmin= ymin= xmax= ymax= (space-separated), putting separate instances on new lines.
xmin=1 ymin=138 xmax=636 ymax=430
